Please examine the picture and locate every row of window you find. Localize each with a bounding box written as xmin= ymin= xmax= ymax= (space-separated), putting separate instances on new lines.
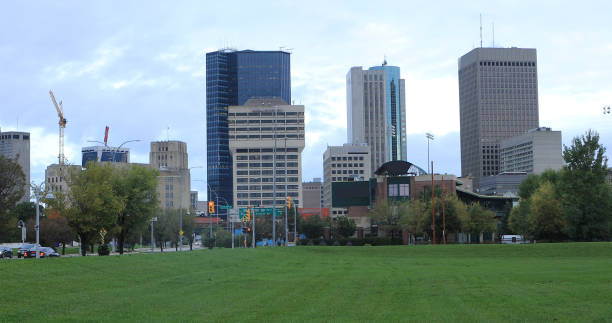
xmin=231 ymin=119 xmax=304 ymax=124
xmin=332 ymin=169 xmax=365 ymax=175
xmin=237 ymin=191 xmax=299 ymax=198
xmin=237 ymin=175 xmax=298 ymax=183
xmin=479 ymin=61 xmax=536 ymax=67
xmin=231 ymin=135 xmax=304 ymax=140
xmin=230 ymin=127 xmax=304 ymax=132
xmin=237 ymin=199 xmax=300 ymax=206
xmin=236 ymin=148 xmax=298 ymax=153
xmin=331 ymin=163 xmax=364 ymax=168
xmin=229 ymin=112 xmax=304 ymax=117
xmin=237 ymin=181 xmax=300 ymax=190
xmin=237 ymin=169 xmax=297 ymax=175
xmin=388 ymin=184 xmax=409 ymax=197
xmin=236 ymin=154 xmax=298 ymax=160
xmin=0 ymin=134 xmax=29 ymax=140
xmin=237 ymin=162 xmax=299 ymax=168
xmin=331 ymin=156 xmax=365 ymax=161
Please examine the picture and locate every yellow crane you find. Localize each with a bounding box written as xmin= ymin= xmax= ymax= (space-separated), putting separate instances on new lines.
xmin=49 ymin=90 xmax=67 ymax=165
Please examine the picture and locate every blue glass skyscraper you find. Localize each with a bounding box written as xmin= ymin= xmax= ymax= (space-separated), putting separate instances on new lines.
xmin=206 ymin=49 xmax=291 ymax=216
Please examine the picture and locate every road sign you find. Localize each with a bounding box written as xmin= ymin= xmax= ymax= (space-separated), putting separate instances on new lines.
xmin=219 ymin=205 xmax=233 ymax=210
xmin=239 ymin=207 xmax=284 ymax=219
xmin=179 ymin=230 xmax=184 ymax=236
xmin=34 ymin=224 xmax=39 ymax=231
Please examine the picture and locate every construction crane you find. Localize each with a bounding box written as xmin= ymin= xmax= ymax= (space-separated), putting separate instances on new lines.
xmin=49 ymin=90 xmax=67 ymax=165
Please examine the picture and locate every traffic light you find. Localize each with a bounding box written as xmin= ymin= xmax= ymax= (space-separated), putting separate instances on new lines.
xmin=208 ymin=201 xmax=215 ymax=214
xmin=286 ymin=196 xmax=291 ymax=208
xmin=246 ymin=209 xmax=251 ymax=222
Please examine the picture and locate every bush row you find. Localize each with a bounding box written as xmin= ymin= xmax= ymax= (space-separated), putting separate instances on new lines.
xmin=297 ymin=237 xmax=403 ymax=246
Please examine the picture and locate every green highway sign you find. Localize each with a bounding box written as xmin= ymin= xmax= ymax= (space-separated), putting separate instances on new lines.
xmin=239 ymin=207 xmax=284 ymax=219
xmin=219 ymin=205 xmax=233 ymax=210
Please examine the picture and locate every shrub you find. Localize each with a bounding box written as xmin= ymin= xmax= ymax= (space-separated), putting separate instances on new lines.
xmin=98 ymin=244 xmax=110 ymax=256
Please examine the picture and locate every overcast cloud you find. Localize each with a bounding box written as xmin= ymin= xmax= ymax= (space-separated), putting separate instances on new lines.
xmin=1 ymin=1 xmax=611 ymax=199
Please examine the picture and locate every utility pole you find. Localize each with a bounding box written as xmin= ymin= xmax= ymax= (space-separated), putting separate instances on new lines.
xmin=431 ymin=161 xmax=435 ymax=245
xmin=442 ymin=175 xmax=446 ymax=245
xmin=272 ymin=106 xmax=277 ymax=247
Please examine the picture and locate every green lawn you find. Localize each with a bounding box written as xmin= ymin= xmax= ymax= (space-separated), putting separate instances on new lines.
xmin=1 ymin=243 xmax=611 ymax=322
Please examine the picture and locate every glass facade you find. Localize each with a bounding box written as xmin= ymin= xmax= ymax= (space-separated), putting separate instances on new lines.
xmin=206 ymin=49 xmax=290 ymax=217
xmin=369 ymin=65 xmax=405 ymax=161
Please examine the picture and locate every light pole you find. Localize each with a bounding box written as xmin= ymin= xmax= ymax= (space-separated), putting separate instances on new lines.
xmin=31 ymin=182 xmax=53 ymax=259
xmin=604 ymin=105 xmax=611 ymax=115
xmin=272 ymin=106 xmax=278 ymax=247
xmin=426 ymin=133 xmax=434 ymax=174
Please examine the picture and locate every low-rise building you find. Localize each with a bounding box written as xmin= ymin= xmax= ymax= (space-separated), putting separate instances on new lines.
xmin=302 ymin=178 xmax=323 ymax=209
xmin=499 ymin=127 xmax=562 ymax=175
xmin=323 ymin=144 xmax=370 ymax=216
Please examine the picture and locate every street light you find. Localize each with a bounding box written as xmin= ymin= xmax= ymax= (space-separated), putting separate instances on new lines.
xmin=426 ymin=133 xmax=434 ymax=174
xmin=31 ymin=182 xmax=53 ymax=259
xmin=604 ymin=105 xmax=611 ymax=115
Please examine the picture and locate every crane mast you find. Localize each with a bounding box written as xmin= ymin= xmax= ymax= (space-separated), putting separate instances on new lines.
xmin=49 ymin=90 xmax=67 ymax=165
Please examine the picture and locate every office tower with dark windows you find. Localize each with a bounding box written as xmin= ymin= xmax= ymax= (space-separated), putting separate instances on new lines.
xmin=347 ymin=63 xmax=406 ymax=175
xmin=206 ymin=49 xmax=291 ymax=217
xmin=458 ymin=47 xmax=539 ymax=189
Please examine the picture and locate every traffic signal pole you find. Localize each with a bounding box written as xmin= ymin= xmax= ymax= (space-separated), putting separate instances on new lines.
xmin=251 ymin=207 xmax=255 ymax=248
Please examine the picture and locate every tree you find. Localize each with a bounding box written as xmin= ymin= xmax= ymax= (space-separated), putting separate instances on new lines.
xmin=422 ymin=196 xmax=466 ymax=244
xmin=367 ymin=200 xmax=402 ymax=238
xmin=529 ymin=182 xmax=565 ymax=241
xmin=399 ymin=200 xmax=427 ymax=244
xmin=112 ymin=165 xmax=159 ymax=254
xmin=65 ymin=164 xmax=125 ymax=256
xmin=299 ymin=215 xmax=325 ymax=239
xmin=40 ymin=215 xmax=74 ymax=255
xmin=508 ymin=203 xmax=531 ymax=238
xmin=560 ymin=130 xmax=612 ymax=241
xmin=465 ymin=203 xmax=496 ymax=243
xmin=334 ymin=216 xmax=356 ymax=238
xmin=0 ymin=155 xmax=25 ymax=242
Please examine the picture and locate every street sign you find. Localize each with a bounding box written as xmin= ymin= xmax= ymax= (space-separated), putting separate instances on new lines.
xmin=239 ymin=207 xmax=284 ymax=219
xmin=151 ymin=217 xmax=158 ymax=222
xmin=219 ymin=205 xmax=233 ymax=210
xmin=34 ymin=224 xmax=39 ymax=231
xmin=179 ymin=230 xmax=184 ymax=236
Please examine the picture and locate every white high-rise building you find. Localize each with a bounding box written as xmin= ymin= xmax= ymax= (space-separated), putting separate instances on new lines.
xmin=228 ymin=98 xmax=305 ymax=210
xmin=347 ymin=64 xmax=406 ymax=175
xmin=500 ymin=127 xmax=562 ymax=175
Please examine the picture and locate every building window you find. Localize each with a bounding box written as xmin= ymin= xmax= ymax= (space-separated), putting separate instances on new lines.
xmin=399 ymin=184 xmax=409 ymax=196
xmin=388 ymin=184 xmax=399 ymax=197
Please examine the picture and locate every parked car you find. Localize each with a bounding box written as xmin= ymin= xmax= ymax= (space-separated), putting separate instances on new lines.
xmin=0 ymin=246 xmax=13 ymax=259
xmin=17 ymin=243 xmax=40 ymax=258
xmin=23 ymin=246 xmax=58 ymax=258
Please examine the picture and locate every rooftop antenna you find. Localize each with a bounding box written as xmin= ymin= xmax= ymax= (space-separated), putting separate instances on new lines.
xmin=166 ymin=125 xmax=170 ymax=141
xmin=479 ymin=14 xmax=483 ymax=48
xmin=383 ymin=55 xmax=387 ymax=66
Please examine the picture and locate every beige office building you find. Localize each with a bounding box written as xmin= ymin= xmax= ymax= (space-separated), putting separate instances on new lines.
xmin=302 ymin=178 xmax=323 ymax=209
xmin=45 ymin=164 xmax=82 ymax=196
xmin=1 ymin=131 xmax=30 ymax=201
xmin=150 ymin=141 xmax=190 ymax=210
xmin=228 ymin=98 xmax=305 ymax=210
xmin=323 ymin=144 xmax=371 ymax=216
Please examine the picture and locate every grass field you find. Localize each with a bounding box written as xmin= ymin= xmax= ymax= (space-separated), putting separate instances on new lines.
xmin=1 ymin=243 xmax=611 ymax=322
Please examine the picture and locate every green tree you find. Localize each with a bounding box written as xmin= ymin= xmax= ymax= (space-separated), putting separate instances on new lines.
xmin=529 ymin=182 xmax=565 ymax=241
xmin=40 ymin=215 xmax=74 ymax=255
xmin=422 ymin=196 xmax=466 ymax=244
xmin=465 ymin=203 xmax=496 ymax=243
xmin=66 ymin=164 xmax=125 ymax=256
xmin=299 ymin=215 xmax=325 ymax=239
xmin=112 ymin=165 xmax=159 ymax=254
xmin=399 ymin=200 xmax=427 ymax=244
xmin=334 ymin=215 xmax=356 ymax=238
xmin=367 ymin=200 xmax=402 ymax=238
xmin=560 ymin=130 xmax=612 ymax=240
xmin=508 ymin=202 xmax=531 ymax=238
xmin=0 ymin=155 xmax=25 ymax=242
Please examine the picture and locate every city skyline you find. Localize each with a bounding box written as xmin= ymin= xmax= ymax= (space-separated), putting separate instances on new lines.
xmin=1 ymin=1 xmax=611 ymax=199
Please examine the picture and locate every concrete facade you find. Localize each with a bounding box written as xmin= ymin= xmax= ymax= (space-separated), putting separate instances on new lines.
xmin=458 ymin=47 xmax=539 ymax=188
xmin=347 ymin=65 xmax=407 ymax=175
xmin=228 ymin=98 xmax=305 ymax=210
xmin=302 ymin=178 xmax=323 ymax=209
xmin=0 ymin=131 xmax=30 ymax=201
xmin=500 ymin=127 xmax=562 ymax=175
xmin=323 ymin=144 xmax=371 ymax=216
xmin=45 ymin=164 xmax=82 ymax=196
xmin=150 ymin=141 xmax=190 ymax=210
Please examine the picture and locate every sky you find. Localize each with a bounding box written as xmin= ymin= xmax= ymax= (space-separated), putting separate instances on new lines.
xmin=1 ymin=1 xmax=611 ymax=200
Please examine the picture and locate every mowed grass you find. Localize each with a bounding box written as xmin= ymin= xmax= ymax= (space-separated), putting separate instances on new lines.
xmin=1 ymin=243 xmax=611 ymax=322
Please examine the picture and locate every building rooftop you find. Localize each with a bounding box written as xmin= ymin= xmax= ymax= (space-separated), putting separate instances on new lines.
xmin=243 ymin=97 xmax=289 ymax=107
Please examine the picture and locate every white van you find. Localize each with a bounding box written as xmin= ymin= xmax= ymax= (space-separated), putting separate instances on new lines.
xmin=501 ymin=235 xmax=524 ymax=244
